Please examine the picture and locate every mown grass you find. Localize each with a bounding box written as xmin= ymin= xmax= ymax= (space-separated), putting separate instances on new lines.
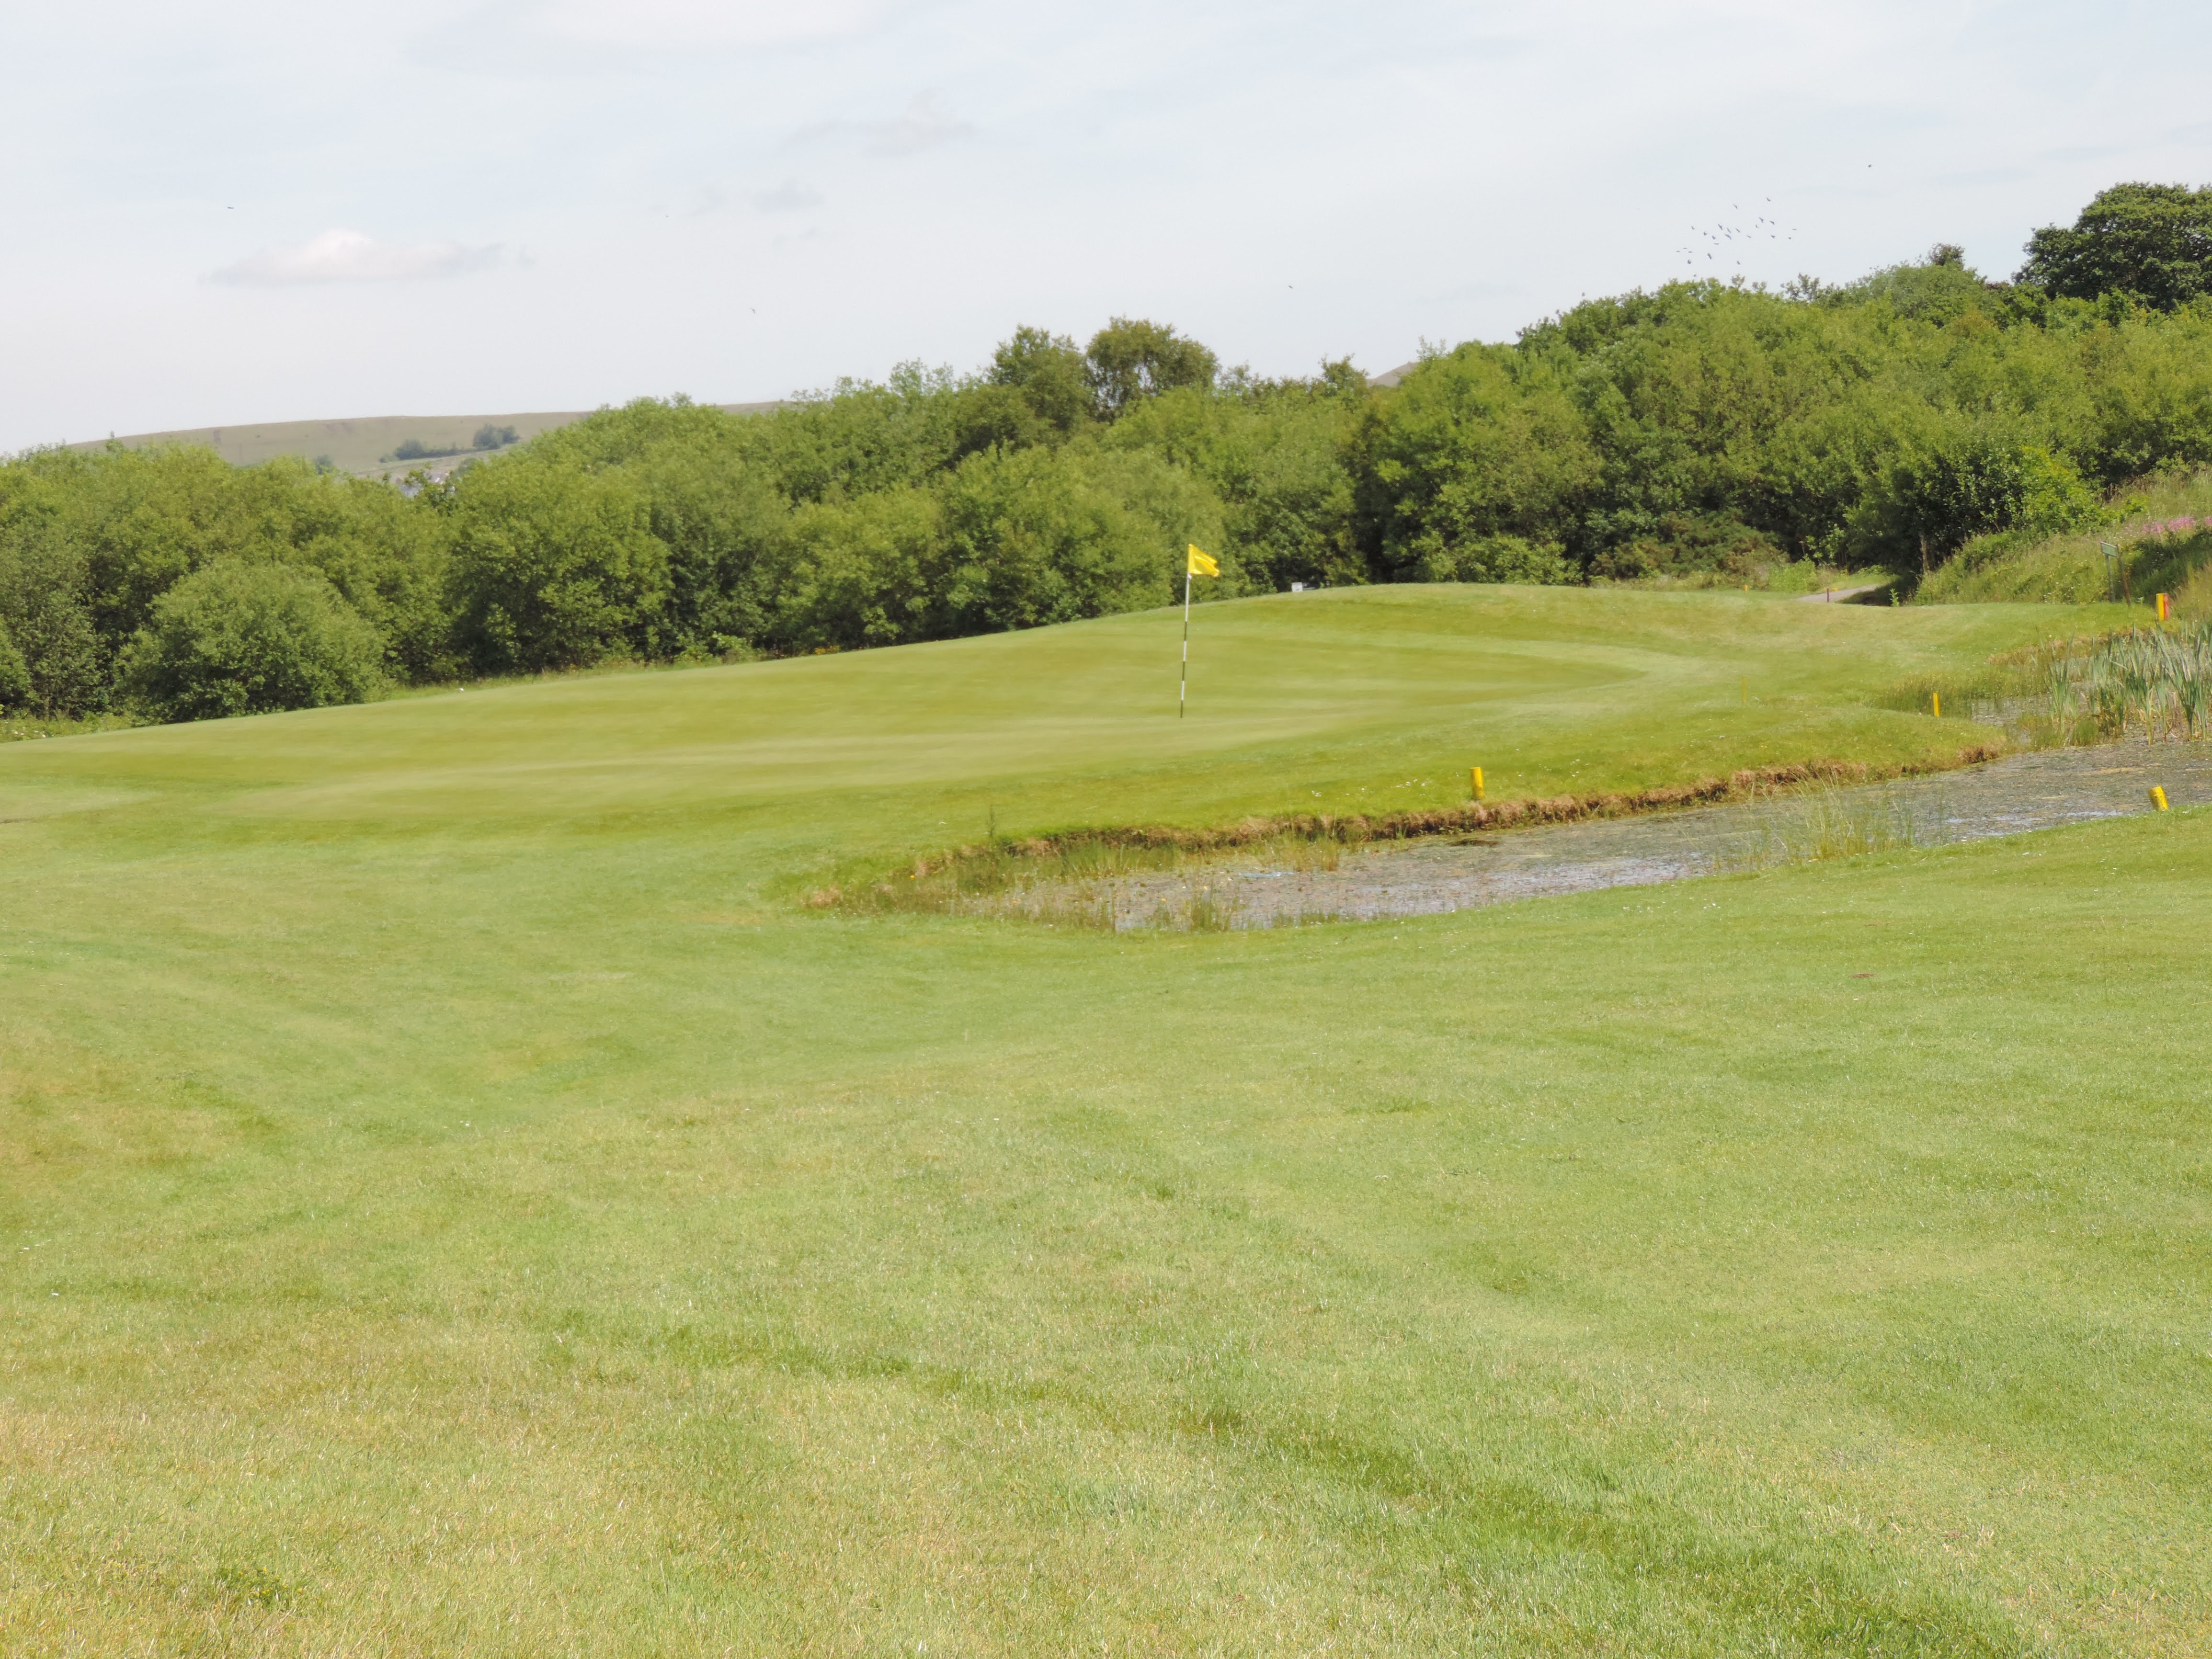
xmin=1 ymin=584 xmax=2205 ymax=1655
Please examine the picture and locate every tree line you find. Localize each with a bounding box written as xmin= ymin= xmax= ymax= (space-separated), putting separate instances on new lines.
xmin=7 ymin=183 xmax=2212 ymax=723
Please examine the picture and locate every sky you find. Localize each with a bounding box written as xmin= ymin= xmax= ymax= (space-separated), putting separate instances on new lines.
xmin=6 ymin=0 xmax=2209 ymax=450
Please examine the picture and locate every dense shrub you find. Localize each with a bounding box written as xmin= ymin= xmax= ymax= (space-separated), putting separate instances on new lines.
xmin=1348 ymin=345 xmax=1596 ymax=580
xmin=446 ymin=459 xmax=670 ymax=673
xmin=771 ymin=489 xmax=946 ymax=650
xmin=17 ymin=181 xmax=2212 ymax=726
xmin=0 ymin=618 xmax=30 ymax=713
xmin=938 ymin=443 xmax=1226 ymax=633
xmin=120 ymin=563 xmax=385 ymax=721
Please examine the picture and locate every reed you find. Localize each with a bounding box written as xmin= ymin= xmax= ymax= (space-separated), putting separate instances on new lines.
xmin=1728 ymin=783 xmax=1950 ymax=870
xmin=2027 ymin=620 xmax=2212 ymax=742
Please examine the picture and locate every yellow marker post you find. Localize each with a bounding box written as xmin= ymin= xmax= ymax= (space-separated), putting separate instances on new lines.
xmin=1932 ymin=691 xmax=1941 ymax=719
xmin=1471 ymin=766 xmax=1485 ymax=801
xmin=2151 ymin=786 xmax=2170 ymax=812
xmin=2158 ymin=592 xmax=2171 ymax=622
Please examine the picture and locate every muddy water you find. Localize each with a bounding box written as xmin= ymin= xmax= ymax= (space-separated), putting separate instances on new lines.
xmin=1085 ymin=740 xmax=2212 ymax=929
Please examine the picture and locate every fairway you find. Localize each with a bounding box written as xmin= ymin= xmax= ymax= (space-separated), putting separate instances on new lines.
xmin=2 ymin=587 xmax=2205 ymax=1655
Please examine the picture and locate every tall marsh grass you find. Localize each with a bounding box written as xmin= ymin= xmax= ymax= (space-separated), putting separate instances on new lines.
xmin=1727 ymin=784 xmax=1950 ymax=870
xmin=825 ymin=829 xmax=1350 ymax=932
xmin=2026 ymin=621 xmax=2212 ymax=743
xmin=1884 ymin=619 xmax=2212 ymax=748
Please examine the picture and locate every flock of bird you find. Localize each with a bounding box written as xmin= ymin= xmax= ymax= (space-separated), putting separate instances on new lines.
xmin=1679 ymin=198 xmax=1800 ymax=268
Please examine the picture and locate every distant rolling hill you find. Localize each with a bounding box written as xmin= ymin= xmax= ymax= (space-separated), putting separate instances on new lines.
xmin=66 ymin=370 xmax=1416 ymax=477
xmin=65 ymin=403 xmax=785 ymax=475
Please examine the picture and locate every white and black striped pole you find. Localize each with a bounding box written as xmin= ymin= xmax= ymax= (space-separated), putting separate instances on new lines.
xmin=1179 ymin=568 xmax=1192 ymax=718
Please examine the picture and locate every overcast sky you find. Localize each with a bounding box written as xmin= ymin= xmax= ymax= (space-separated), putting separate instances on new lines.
xmin=6 ymin=0 xmax=2209 ymax=450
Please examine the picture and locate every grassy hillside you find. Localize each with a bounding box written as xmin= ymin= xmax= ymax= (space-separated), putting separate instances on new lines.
xmin=60 ymin=402 xmax=782 ymax=475
xmin=4 ymin=587 xmax=2205 ymax=1655
xmin=1919 ymin=470 xmax=2212 ymax=609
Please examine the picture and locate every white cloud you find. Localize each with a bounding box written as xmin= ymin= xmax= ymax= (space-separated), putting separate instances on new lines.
xmin=529 ymin=0 xmax=898 ymax=50
xmin=212 ymin=230 xmax=501 ymax=286
xmin=869 ymin=93 xmax=971 ymax=156
xmin=13 ymin=0 xmax=2212 ymax=446
xmin=752 ymin=180 xmax=825 ymax=213
xmin=796 ymin=92 xmax=972 ymax=158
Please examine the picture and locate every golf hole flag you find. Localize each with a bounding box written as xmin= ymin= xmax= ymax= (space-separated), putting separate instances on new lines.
xmin=1179 ymin=545 xmax=1217 ymax=716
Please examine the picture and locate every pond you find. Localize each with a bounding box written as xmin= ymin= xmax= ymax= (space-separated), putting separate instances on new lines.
xmin=1020 ymin=739 xmax=2212 ymax=930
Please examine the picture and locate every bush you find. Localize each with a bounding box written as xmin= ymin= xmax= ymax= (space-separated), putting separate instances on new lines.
xmin=1853 ymin=435 xmax=2103 ymax=566
xmin=121 ymin=563 xmax=386 ymax=722
xmin=447 ymin=460 xmax=670 ymax=673
xmin=939 ymin=444 xmax=1225 ymax=632
xmin=1349 ymin=345 xmax=1597 ymax=580
xmin=0 ymin=618 xmax=30 ymax=713
xmin=1415 ymin=534 xmax=1570 ymax=583
xmin=770 ymin=489 xmax=947 ymax=651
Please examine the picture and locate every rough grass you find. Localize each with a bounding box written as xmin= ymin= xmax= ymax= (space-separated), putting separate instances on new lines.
xmin=1919 ymin=471 xmax=2212 ymax=608
xmin=1 ymin=584 xmax=2205 ymax=1655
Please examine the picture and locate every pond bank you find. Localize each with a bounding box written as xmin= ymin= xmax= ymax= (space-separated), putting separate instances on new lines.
xmin=981 ymin=739 xmax=2210 ymax=930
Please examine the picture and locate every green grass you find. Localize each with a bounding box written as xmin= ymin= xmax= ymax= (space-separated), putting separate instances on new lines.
xmin=2 ymin=584 xmax=2205 ymax=1655
xmin=1919 ymin=471 xmax=2212 ymax=608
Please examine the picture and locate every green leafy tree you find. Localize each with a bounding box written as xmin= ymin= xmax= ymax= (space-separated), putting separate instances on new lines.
xmin=0 ymin=617 xmax=30 ymax=713
xmin=2020 ymin=183 xmax=2212 ymax=311
xmin=1085 ymin=318 xmax=1219 ymax=418
xmin=0 ymin=499 xmax=109 ymax=716
xmin=987 ymin=327 xmax=1094 ymax=434
xmin=938 ymin=444 xmax=1224 ymax=632
xmin=121 ymin=562 xmax=385 ymax=721
xmin=1851 ymin=433 xmax=2102 ymax=566
xmin=1104 ymin=377 xmax=1365 ymax=590
xmin=1815 ymin=244 xmax=1995 ymax=323
xmin=447 ymin=458 xmax=671 ymax=672
xmin=1349 ymin=345 xmax=1597 ymax=581
xmin=769 ymin=489 xmax=948 ymax=651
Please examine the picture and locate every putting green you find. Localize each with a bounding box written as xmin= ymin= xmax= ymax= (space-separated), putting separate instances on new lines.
xmin=0 ymin=585 xmax=2083 ymax=840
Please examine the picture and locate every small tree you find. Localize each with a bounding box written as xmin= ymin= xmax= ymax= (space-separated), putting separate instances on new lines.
xmin=121 ymin=562 xmax=386 ymax=722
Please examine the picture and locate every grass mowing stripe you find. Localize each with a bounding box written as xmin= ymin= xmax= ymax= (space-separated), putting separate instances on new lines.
xmin=1 ymin=588 xmax=2203 ymax=1653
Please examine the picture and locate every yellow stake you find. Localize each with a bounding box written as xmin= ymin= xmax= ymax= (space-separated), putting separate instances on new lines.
xmin=2157 ymin=592 xmax=2171 ymax=621
xmin=1932 ymin=691 xmax=1941 ymax=719
xmin=1471 ymin=766 xmax=1485 ymax=801
xmin=2151 ymin=785 xmax=2170 ymax=812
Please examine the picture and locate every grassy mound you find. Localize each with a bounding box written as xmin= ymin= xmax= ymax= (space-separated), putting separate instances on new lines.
xmin=5 ymin=586 xmax=2206 ymax=1655
xmin=1919 ymin=471 xmax=2212 ymax=608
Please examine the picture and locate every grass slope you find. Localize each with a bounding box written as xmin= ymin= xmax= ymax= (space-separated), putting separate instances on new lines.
xmin=1 ymin=586 xmax=2202 ymax=1655
xmin=1920 ymin=471 xmax=2212 ymax=610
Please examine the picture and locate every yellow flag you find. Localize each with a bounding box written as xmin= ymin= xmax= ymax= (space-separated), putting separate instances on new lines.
xmin=1186 ymin=545 xmax=1220 ymax=578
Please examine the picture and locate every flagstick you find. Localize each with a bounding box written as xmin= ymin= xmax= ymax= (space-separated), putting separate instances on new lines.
xmin=1179 ymin=570 xmax=1192 ymax=718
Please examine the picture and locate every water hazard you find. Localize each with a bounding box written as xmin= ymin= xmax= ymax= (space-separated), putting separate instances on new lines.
xmin=1070 ymin=739 xmax=2212 ymax=929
